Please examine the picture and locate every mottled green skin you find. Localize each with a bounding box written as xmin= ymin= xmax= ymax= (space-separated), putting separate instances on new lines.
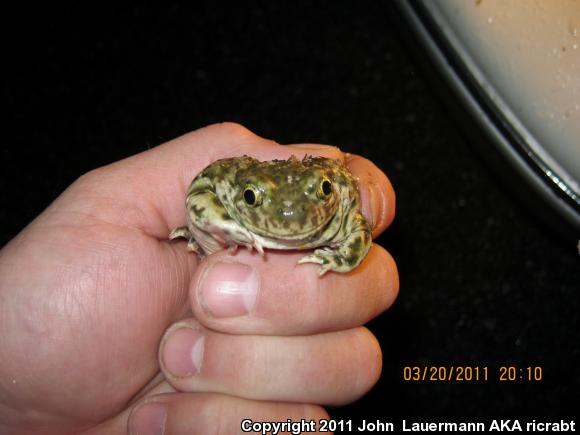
xmin=170 ymin=155 xmax=372 ymax=275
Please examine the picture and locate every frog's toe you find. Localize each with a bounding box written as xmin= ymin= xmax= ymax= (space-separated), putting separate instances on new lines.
xmin=300 ymin=247 xmax=363 ymax=276
xmin=317 ymin=262 xmax=334 ymax=277
xmin=298 ymin=249 xmax=343 ymax=276
xmin=297 ymin=253 xmax=325 ymax=265
xmin=169 ymin=226 xmax=191 ymax=240
xmin=254 ymin=241 xmax=265 ymax=256
xmin=227 ymin=244 xmax=239 ymax=254
xmin=187 ymin=239 xmax=202 ymax=254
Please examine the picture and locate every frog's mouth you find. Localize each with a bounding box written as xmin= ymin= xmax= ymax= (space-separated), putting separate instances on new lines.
xmin=246 ymin=220 xmax=330 ymax=239
xmin=239 ymin=210 xmax=337 ymax=242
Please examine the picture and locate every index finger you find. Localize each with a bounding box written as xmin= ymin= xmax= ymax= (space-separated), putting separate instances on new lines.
xmin=68 ymin=123 xmax=394 ymax=242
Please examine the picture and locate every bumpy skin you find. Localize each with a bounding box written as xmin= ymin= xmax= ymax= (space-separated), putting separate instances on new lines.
xmin=170 ymin=155 xmax=372 ymax=276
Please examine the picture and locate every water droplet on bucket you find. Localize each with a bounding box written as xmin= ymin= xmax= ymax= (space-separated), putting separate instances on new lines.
xmin=569 ymin=19 xmax=580 ymax=37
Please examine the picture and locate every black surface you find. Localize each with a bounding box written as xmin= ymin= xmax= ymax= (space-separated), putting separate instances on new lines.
xmin=2 ymin=1 xmax=579 ymax=428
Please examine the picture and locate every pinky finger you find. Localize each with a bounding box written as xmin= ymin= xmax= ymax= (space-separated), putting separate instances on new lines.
xmin=128 ymin=392 xmax=330 ymax=435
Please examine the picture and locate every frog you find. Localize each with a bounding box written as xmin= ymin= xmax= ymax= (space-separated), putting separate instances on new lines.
xmin=169 ymin=155 xmax=372 ymax=276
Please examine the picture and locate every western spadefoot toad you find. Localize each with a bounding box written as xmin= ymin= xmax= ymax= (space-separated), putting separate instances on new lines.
xmin=170 ymin=155 xmax=371 ymax=275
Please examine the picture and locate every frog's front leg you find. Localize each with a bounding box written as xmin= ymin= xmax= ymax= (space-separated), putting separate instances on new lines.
xmin=177 ymin=190 xmax=255 ymax=255
xmin=298 ymin=211 xmax=372 ymax=276
xmin=169 ymin=226 xmax=201 ymax=253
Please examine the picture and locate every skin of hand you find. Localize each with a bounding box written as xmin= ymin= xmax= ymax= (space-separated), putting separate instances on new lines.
xmin=0 ymin=123 xmax=398 ymax=435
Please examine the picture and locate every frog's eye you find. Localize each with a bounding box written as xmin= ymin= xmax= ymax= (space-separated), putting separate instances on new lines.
xmin=243 ymin=186 xmax=262 ymax=206
xmin=317 ymin=177 xmax=333 ymax=199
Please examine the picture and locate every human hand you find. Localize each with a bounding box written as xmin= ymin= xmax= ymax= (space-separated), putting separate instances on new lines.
xmin=0 ymin=123 xmax=398 ymax=434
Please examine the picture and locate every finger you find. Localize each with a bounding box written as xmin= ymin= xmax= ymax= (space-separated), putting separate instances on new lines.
xmin=80 ymin=380 xmax=177 ymax=435
xmin=128 ymin=393 xmax=329 ymax=435
xmin=83 ymin=386 xmax=330 ymax=435
xmin=345 ymin=153 xmax=395 ymax=236
xmin=62 ymin=123 xmax=339 ymax=239
xmin=291 ymin=145 xmax=395 ymax=237
xmin=158 ymin=319 xmax=381 ymax=406
xmin=190 ymin=243 xmax=398 ymax=335
xmin=62 ymin=123 xmax=393 ymax=241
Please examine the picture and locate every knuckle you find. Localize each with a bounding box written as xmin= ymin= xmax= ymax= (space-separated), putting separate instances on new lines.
xmin=203 ymin=121 xmax=255 ymax=139
xmin=350 ymin=327 xmax=382 ymax=398
xmin=372 ymin=246 xmax=399 ymax=309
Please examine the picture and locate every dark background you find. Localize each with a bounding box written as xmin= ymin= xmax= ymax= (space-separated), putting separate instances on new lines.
xmin=2 ymin=1 xmax=578 ymax=427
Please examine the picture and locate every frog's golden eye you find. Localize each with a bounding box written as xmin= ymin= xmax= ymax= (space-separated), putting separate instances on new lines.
xmin=317 ymin=177 xmax=333 ymax=199
xmin=243 ymin=186 xmax=262 ymax=206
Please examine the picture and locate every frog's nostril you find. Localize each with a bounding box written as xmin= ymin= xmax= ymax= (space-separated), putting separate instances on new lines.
xmin=278 ymin=207 xmax=295 ymax=218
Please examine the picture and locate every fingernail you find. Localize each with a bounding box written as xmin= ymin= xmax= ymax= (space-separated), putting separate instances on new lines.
xmin=130 ymin=402 xmax=167 ymax=435
xmin=359 ymin=182 xmax=380 ymax=230
xmin=162 ymin=327 xmax=205 ymax=377
xmin=198 ymin=261 xmax=259 ymax=317
xmin=347 ymin=156 xmax=385 ymax=231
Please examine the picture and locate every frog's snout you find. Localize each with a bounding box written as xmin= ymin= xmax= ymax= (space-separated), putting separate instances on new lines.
xmin=277 ymin=202 xmax=307 ymax=219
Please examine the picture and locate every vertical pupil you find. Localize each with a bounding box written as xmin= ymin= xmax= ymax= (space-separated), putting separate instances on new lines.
xmin=244 ymin=189 xmax=256 ymax=204
xmin=322 ymin=180 xmax=332 ymax=195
